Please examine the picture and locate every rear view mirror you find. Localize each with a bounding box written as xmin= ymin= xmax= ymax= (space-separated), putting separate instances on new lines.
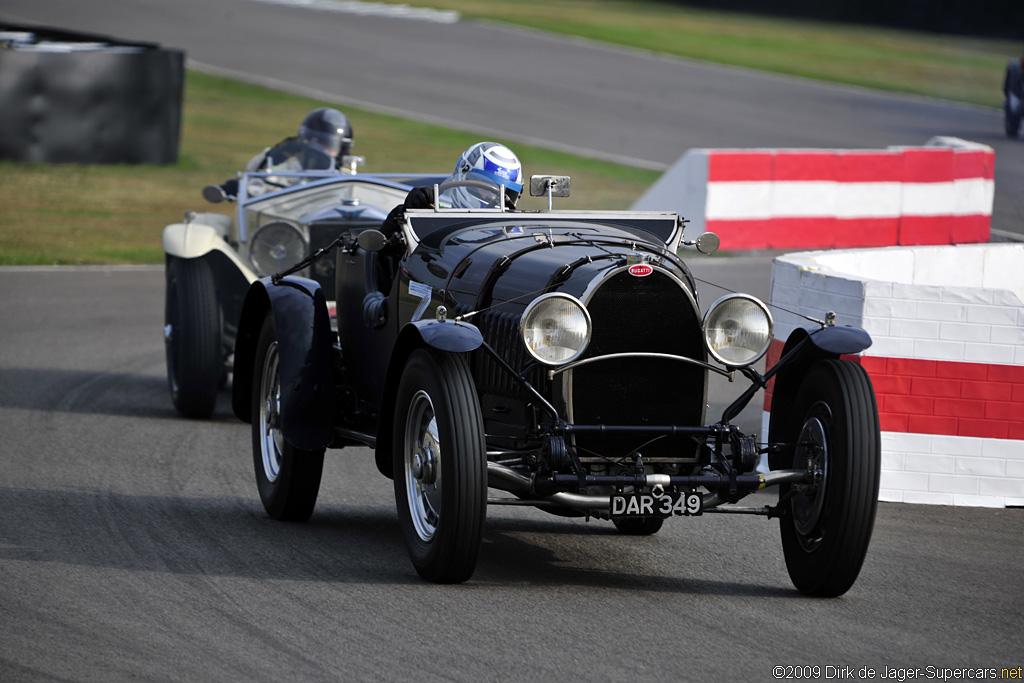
xmin=357 ymin=229 xmax=388 ymax=253
xmin=202 ymin=184 xmax=226 ymax=204
xmin=529 ymin=175 xmax=571 ymax=198
xmin=696 ymin=232 xmax=720 ymax=255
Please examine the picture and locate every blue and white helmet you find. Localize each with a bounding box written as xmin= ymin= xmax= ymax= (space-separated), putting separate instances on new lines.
xmin=448 ymin=142 xmax=524 ymax=209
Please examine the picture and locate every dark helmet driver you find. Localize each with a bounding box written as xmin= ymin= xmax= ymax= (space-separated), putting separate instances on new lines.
xmin=298 ymin=108 xmax=354 ymax=159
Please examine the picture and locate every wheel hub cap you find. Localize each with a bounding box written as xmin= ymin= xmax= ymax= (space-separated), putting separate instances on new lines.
xmin=404 ymin=390 xmax=442 ymax=542
xmin=258 ymin=341 xmax=284 ymax=483
xmin=792 ymin=408 xmax=830 ymax=543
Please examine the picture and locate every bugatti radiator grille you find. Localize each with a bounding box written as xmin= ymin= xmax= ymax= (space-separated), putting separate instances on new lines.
xmin=569 ymin=269 xmax=706 ymax=463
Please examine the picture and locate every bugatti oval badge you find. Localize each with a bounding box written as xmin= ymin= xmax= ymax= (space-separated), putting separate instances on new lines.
xmin=628 ymin=263 xmax=654 ymax=277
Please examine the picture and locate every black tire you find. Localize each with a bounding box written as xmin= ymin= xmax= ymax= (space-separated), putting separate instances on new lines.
xmin=393 ymin=348 xmax=486 ymax=583
xmin=251 ymin=314 xmax=324 ymax=522
xmin=612 ymin=516 xmax=664 ymax=536
xmin=165 ymin=257 xmax=222 ymax=418
xmin=778 ymin=359 xmax=880 ymax=597
xmin=1006 ymin=101 xmax=1021 ymax=138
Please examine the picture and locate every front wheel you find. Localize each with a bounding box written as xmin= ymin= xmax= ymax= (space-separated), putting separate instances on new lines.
xmin=165 ymin=257 xmax=222 ymax=418
xmin=778 ymin=359 xmax=880 ymax=597
xmin=393 ymin=348 xmax=486 ymax=583
xmin=251 ymin=314 xmax=324 ymax=522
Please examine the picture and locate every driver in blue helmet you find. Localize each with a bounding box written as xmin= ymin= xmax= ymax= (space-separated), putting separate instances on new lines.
xmin=364 ymin=142 xmax=524 ymax=327
xmin=378 ymin=141 xmax=524 ymax=245
xmin=442 ymin=141 xmax=524 ymax=210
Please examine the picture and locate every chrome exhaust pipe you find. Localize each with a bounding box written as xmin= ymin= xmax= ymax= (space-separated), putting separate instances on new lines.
xmin=487 ymin=462 xmax=610 ymax=510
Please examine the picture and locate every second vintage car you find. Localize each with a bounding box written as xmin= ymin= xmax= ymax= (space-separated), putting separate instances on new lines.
xmin=161 ymin=144 xmax=446 ymax=418
xmin=230 ymin=174 xmax=882 ymax=596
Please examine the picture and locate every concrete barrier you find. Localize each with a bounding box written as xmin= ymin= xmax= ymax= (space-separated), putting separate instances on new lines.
xmin=0 ymin=24 xmax=184 ymax=165
xmin=765 ymin=244 xmax=1024 ymax=507
xmin=632 ymin=137 xmax=994 ymax=251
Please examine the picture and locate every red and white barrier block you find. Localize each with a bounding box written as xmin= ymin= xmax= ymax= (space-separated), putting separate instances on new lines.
xmin=632 ymin=137 xmax=994 ymax=251
xmin=765 ymin=244 xmax=1024 ymax=507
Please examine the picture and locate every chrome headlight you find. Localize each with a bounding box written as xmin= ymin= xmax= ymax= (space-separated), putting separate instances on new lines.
xmin=249 ymin=220 xmax=308 ymax=277
xmin=702 ymin=294 xmax=773 ymax=366
xmin=520 ymin=293 xmax=592 ymax=365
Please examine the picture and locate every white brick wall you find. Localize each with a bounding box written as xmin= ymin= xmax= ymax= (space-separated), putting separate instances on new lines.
xmin=939 ymin=321 xmax=990 ymax=343
xmin=890 ymin=319 xmax=940 ymax=339
xmin=991 ymin=325 xmax=1024 ymax=345
xmin=902 ymin=491 xmax=956 ymax=505
xmin=791 ymin=248 xmax=1024 ymax=369
xmin=913 ymin=339 xmax=964 ymax=362
xmin=955 ymin=457 xmax=1006 ymax=477
xmin=967 ymin=305 xmax=1020 ymax=326
xmin=964 ymin=342 xmax=1015 ymax=364
xmin=881 ymin=433 xmax=1024 ymax=505
xmin=772 ymin=244 xmax=1024 ymax=508
xmin=905 ymin=453 xmax=955 ymax=473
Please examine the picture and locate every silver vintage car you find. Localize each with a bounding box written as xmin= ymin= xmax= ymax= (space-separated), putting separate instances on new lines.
xmin=161 ymin=145 xmax=445 ymax=418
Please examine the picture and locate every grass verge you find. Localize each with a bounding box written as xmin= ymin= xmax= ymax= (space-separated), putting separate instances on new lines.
xmin=401 ymin=0 xmax=1015 ymax=109
xmin=0 ymin=70 xmax=659 ymax=265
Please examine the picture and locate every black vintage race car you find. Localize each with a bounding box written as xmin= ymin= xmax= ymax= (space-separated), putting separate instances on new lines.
xmin=231 ymin=175 xmax=881 ymax=596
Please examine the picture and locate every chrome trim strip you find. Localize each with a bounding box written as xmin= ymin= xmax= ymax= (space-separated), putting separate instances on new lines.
xmin=549 ymin=352 xmax=732 ymax=379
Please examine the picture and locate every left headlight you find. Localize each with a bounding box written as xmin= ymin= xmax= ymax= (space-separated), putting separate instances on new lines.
xmin=249 ymin=220 xmax=308 ymax=277
xmin=702 ymin=294 xmax=773 ymax=367
xmin=520 ymin=293 xmax=592 ymax=365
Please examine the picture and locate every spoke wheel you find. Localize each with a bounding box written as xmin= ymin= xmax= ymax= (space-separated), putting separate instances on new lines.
xmin=393 ymin=348 xmax=486 ymax=583
xmin=779 ymin=359 xmax=880 ymax=597
xmin=165 ymin=257 xmax=222 ymax=418
xmin=790 ymin=408 xmax=830 ymax=551
xmin=403 ymin=390 xmax=444 ymax=542
xmin=251 ymin=314 xmax=324 ymax=522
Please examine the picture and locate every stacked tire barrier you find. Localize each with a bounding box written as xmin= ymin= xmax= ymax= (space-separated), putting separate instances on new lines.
xmin=0 ymin=24 xmax=184 ymax=165
xmin=766 ymin=244 xmax=1024 ymax=507
xmin=632 ymin=137 xmax=994 ymax=251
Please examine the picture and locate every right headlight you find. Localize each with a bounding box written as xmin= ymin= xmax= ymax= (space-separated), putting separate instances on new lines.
xmin=702 ymin=294 xmax=773 ymax=367
xmin=249 ymin=220 xmax=308 ymax=277
xmin=520 ymin=293 xmax=592 ymax=365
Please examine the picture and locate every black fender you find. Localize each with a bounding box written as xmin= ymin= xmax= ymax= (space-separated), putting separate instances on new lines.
xmin=767 ymin=326 xmax=872 ymax=466
xmin=232 ymin=276 xmax=336 ymax=451
xmin=373 ymin=319 xmax=483 ymax=478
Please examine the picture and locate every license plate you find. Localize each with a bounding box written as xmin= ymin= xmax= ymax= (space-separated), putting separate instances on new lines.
xmin=610 ymin=491 xmax=703 ymax=518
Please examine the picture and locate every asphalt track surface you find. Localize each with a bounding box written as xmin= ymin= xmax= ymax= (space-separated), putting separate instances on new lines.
xmin=0 ymin=2 xmax=1022 ymax=680
xmin=3 ymin=0 xmax=1022 ymax=238
xmin=2 ymin=265 xmax=1022 ymax=681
